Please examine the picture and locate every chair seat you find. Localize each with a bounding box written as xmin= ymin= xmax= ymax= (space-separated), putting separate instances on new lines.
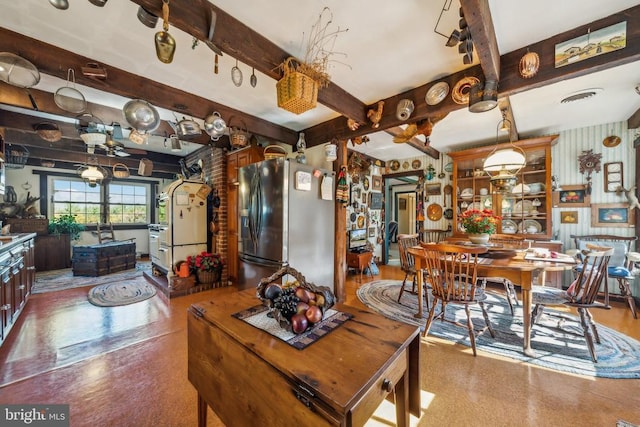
xmin=608 ymin=266 xmax=633 ymax=279
xmin=441 ymin=283 xmax=488 ymax=303
xmin=532 ymin=285 xmax=570 ymax=305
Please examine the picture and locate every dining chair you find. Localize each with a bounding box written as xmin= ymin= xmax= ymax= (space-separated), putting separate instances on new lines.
xmin=397 ymin=234 xmax=422 ymax=303
xmin=482 ymin=233 xmax=528 ymax=315
xmin=531 ymin=245 xmax=613 ymax=362
xmin=419 ymin=228 xmax=450 ymax=244
xmin=419 ymin=243 xmax=493 ymax=356
xmin=570 ymin=234 xmax=638 ymax=318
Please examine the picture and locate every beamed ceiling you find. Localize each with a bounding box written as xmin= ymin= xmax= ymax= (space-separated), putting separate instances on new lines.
xmin=0 ymin=0 xmax=639 ymax=173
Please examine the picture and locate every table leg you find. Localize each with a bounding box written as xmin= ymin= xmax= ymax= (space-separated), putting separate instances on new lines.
xmin=197 ymin=393 xmax=207 ymax=427
xmin=521 ymin=287 xmax=535 ymax=357
xmin=414 ymin=257 xmax=424 ymax=319
xmin=394 ymin=370 xmax=409 ymax=427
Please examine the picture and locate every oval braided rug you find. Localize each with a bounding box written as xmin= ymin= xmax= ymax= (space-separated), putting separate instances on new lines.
xmin=88 ymin=277 xmax=157 ymax=307
xmin=357 ymin=279 xmax=640 ymax=379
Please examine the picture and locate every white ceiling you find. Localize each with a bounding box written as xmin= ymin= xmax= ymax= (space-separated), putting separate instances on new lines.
xmin=1 ymin=0 xmax=639 ymax=160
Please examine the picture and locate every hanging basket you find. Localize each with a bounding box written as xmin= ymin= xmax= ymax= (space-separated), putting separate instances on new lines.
xmin=34 ymin=122 xmax=62 ymax=142
xmin=263 ymin=145 xmax=287 ymax=160
xmin=228 ymin=117 xmax=249 ymax=149
xmin=112 ymin=163 xmax=130 ymax=178
xmin=5 ymin=144 xmax=29 ymax=169
xmin=276 ymin=57 xmax=319 ymax=115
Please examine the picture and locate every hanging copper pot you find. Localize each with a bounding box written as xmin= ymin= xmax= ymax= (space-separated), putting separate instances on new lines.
xmin=155 ymin=0 xmax=176 ymax=63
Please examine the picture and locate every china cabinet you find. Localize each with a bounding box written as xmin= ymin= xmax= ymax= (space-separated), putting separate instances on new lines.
xmin=450 ymin=135 xmax=558 ymax=240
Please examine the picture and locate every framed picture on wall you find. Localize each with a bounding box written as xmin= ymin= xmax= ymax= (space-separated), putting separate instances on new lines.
xmin=560 ymin=210 xmax=578 ymax=224
xmin=591 ymin=203 xmax=635 ymax=227
xmin=372 ymin=175 xmax=382 ymax=191
xmin=425 ymin=183 xmax=441 ymax=195
xmin=368 ymin=226 xmax=376 ymax=238
xmin=552 ymin=184 xmax=590 ymax=207
xmin=370 ymin=192 xmax=383 ymax=210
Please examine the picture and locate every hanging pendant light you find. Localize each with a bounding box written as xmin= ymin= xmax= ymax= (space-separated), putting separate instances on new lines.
xmin=483 ymin=111 xmax=526 ymax=193
xmin=81 ymin=166 xmax=105 ymax=187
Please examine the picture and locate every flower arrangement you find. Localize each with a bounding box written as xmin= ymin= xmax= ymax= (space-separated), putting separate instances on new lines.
xmin=459 ymin=209 xmax=501 ymax=235
xmin=186 ymin=251 xmax=224 ymax=273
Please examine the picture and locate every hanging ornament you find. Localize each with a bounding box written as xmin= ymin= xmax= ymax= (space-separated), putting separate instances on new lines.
xmin=154 ymin=0 xmax=176 ymax=63
xmin=426 ymin=164 xmax=435 ymax=181
xmin=336 ymin=167 xmax=349 ymax=206
xmin=519 ymin=49 xmax=539 ymax=79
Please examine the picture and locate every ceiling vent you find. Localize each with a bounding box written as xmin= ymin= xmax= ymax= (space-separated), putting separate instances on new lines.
xmin=560 ymin=88 xmax=603 ymax=104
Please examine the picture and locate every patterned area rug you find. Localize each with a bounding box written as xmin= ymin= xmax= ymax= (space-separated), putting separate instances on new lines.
xmin=87 ymin=276 xmax=157 ymax=307
xmin=357 ymin=280 xmax=640 ymax=379
xmin=33 ymin=261 xmax=152 ymax=294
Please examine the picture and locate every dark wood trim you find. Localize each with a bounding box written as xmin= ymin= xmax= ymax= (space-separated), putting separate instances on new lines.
xmin=628 ymin=107 xmax=640 ymax=129
xmin=334 ymin=140 xmax=348 ymax=303
xmin=128 ymin=0 xmax=368 ymax=124
xmin=0 ymin=27 xmax=298 ymax=145
xmin=461 ymin=0 xmax=500 ymax=81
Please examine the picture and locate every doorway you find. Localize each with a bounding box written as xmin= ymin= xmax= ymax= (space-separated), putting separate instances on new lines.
xmin=382 ymin=171 xmax=423 ymax=265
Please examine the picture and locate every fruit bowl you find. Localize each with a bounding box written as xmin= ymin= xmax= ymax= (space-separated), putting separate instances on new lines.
xmin=256 ymin=266 xmax=336 ymax=334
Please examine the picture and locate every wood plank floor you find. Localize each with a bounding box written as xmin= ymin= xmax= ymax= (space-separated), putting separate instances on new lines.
xmin=1 ymin=264 xmax=639 ymax=426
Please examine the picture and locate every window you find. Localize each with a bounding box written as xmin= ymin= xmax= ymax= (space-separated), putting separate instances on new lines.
xmin=50 ymin=176 xmax=150 ymax=225
xmin=108 ymin=183 xmax=148 ymax=224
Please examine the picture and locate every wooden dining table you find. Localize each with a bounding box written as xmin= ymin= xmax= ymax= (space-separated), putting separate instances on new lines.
xmin=407 ymin=244 xmax=577 ymax=357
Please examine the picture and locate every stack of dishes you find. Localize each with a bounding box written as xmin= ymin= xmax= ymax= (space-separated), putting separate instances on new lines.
xmin=528 ymin=182 xmax=546 ymax=194
xmin=460 ymin=188 xmax=474 ymax=200
xmin=511 ymin=183 xmax=530 ymax=195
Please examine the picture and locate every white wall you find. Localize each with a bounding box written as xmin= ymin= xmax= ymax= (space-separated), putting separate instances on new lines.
xmin=4 ymin=164 xmax=172 ymax=256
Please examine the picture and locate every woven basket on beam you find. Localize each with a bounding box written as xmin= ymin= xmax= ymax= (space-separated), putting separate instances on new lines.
xmin=276 ymin=57 xmax=319 ymax=115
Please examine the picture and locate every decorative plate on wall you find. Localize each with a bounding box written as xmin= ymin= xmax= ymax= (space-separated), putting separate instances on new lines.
xmin=389 ymin=160 xmax=400 ymax=171
xmin=425 ymin=81 xmax=449 ymax=106
xmin=427 ymin=203 xmax=443 ymax=221
xmin=411 ymin=159 xmax=422 ymax=169
xmin=402 ymin=161 xmax=410 ymax=170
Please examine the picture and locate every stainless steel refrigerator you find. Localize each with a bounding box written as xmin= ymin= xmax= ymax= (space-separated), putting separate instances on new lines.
xmin=237 ymin=158 xmax=335 ymax=291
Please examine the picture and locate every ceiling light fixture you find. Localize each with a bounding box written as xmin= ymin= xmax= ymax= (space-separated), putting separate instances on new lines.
xmin=483 ymin=111 xmax=526 ymax=194
xmin=81 ymin=166 xmax=105 ymax=187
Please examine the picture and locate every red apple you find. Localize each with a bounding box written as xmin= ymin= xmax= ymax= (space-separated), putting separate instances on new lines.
xmin=305 ymin=305 xmax=323 ymax=324
xmin=290 ymin=313 xmax=309 ymax=334
xmin=296 ymin=301 xmax=310 ymax=314
xmin=295 ymin=286 xmax=309 ymax=303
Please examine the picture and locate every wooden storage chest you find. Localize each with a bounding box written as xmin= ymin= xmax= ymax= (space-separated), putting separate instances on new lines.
xmin=72 ymin=241 xmax=136 ymax=277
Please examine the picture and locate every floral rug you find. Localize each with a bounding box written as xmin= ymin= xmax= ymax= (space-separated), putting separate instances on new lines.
xmin=357 ymin=279 xmax=640 ymax=379
xmin=33 ymin=261 xmax=152 ymax=294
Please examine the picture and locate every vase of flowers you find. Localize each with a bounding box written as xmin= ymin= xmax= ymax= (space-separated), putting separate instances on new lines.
xmin=459 ymin=209 xmax=500 ymax=244
xmin=187 ymin=251 xmax=224 ymax=285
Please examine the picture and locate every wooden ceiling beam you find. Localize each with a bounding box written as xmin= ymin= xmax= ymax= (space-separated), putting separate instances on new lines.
xmin=305 ymin=4 xmax=640 ymax=146
xmin=4 ymin=129 xmax=181 ymax=175
xmin=0 ymin=27 xmax=298 ymax=145
xmin=128 ymin=0 xmax=368 ymax=124
xmin=460 ymin=0 xmax=500 ymax=82
xmin=498 ymin=4 xmax=640 ymax=96
xmin=497 ymin=97 xmax=519 ymax=142
xmin=384 ymin=127 xmax=440 ymax=160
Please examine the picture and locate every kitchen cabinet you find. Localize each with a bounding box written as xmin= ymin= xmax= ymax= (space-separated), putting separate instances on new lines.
xmin=450 ymin=135 xmax=558 ymax=240
xmin=35 ymin=234 xmax=71 ymax=271
xmin=0 ymin=233 xmax=35 ymax=348
xmin=226 ymin=146 xmax=264 ymax=283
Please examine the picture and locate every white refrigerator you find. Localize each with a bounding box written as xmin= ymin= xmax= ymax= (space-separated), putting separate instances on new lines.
xmin=153 ymin=179 xmax=208 ymax=275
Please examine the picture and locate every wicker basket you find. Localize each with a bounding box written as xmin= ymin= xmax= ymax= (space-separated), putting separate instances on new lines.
xmin=264 ymin=145 xmax=287 ymax=160
xmin=228 ymin=117 xmax=249 ymax=149
xmin=276 ymin=58 xmax=319 ymax=115
xmin=112 ymin=163 xmax=130 ymax=178
xmin=5 ymin=144 xmax=29 ymax=169
xmin=34 ymin=122 xmax=62 ymax=143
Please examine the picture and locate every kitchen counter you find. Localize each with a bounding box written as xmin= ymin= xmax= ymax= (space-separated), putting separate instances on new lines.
xmin=0 ymin=233 xmax=36 ymax=348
